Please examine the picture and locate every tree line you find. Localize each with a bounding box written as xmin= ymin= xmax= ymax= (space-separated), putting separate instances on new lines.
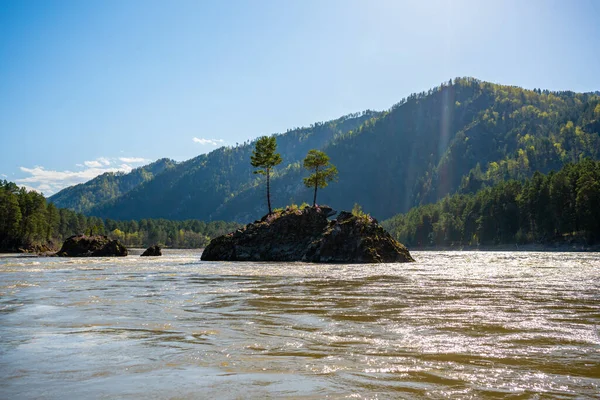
xmin=381 ymin=159 xmax=600 ymax=247
xmin=0 ymin=180 xmax=240 ymax=252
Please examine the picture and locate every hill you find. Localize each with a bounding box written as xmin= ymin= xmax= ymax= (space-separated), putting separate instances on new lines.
xmin=82 ymin=111 xmax=379 ymax=220
xmin=49 ymin=158 xmax=175 ymax=213
xmin=53 ymin=78 xmax=600 ymax=222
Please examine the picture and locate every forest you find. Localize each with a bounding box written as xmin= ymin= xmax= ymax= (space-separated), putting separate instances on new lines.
xmin=381 ymin=160 xmax=600 ymax=247
xmin=0 ymin=180 xmax=240 ymax=252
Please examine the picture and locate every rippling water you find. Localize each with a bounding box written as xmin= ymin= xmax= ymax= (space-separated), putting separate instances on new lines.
xmin=1 ymin=250 xmax=599 ymax=399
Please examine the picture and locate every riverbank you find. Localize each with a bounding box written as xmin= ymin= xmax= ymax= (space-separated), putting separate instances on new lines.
xmin=4 ymin=243 xmax=600 ymax=257
xmin=411 ymin=243 xmax=600 ymax=252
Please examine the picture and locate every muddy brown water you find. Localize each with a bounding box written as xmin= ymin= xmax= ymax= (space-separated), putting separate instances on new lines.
xmin=1 ymin=250 xmax=599 ymax=398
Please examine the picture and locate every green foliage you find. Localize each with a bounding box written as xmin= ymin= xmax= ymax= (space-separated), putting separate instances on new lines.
xmin=303 ymin=149 xmax=338 ymax=206
xmin=250 ymin=136 xmax=283 ymax=174
xmin=103 ymin=218 xmax=240 ymax=248
xmin=351 ymin=203 xmax=371 ymax=223
xmin=279 ymin=202 xmax=310 ymax=213
xmin=351 ymin=203 xmax=366 ymax=217
xmin=250 ymin=136 xmax=283 ymax=214
xmin=251 ymin=136 xmax=283 ymax=214
xmin=0 ymin=180 xmax=240 ymax=251
xmin=381 ymin=160 xmax=600 ymax=246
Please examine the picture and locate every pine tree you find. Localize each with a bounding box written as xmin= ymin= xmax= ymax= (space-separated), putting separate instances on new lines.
xmin=250 ymin=136 xmax=282 ymax=214
xmin=303 ymin=149 xmax=338 ymax=206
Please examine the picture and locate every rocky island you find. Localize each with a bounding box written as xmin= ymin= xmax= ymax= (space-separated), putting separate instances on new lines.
xmin=55 ymin=235 xmax=128 ymax=257
xmin=141 ymin=245 xmax=162 ymax=256
xmin=201 ymin=206 xmax=414 ymax=263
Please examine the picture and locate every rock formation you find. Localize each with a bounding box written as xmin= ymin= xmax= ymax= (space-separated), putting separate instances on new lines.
xmin=55 ymin=235 xmax=128 ymax=257
xmin=201 ymin=206 xmax=414 ymax=263
xmin=18 ymin=243 xmax=55 ymax=254
xmin=141 ymin=245 xmax=162 ymax=257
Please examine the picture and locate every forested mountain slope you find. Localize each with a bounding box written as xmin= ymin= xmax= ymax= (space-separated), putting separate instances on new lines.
xmin=381 ymin=160 xmax=600 ymax=247
xmin=84 ymin=111 xmax=379 ymax=220
xmin=212 ymin=78 xmax=600 ymax=221
xmin=49 ymin=158 xmax=175 ymax=213
xmin=55 ymin=78 xmax=600 ymax=222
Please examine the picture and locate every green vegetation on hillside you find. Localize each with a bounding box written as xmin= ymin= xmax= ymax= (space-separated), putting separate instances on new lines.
xmin=205 ymin=79 xmax=600 ymax=222
xmin=50 ymin=78 xmax=600 ymax=223
xmin=0 ymin=180 xmax=240 ymax=252
xmin=81 ymin=111 xmax=377 ymax=221
xmin=381 ymin=160 xmax=600 ymax=247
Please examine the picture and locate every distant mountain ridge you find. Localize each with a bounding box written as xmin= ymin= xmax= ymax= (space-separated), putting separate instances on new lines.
xmin=83 ymin=111 xmax=379 ymax=221
xmin=49 ymin=158 xmax=175 ymax=213
xmin=50 ymin=78 xmax=600 ymax=222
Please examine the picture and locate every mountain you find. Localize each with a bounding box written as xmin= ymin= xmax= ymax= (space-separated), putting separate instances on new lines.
xmin=49 ymin=158 xmax=175 ymax=213
xmin=53 ymin=78 xmax=600 ymax=223
xmin=83 ymin=111 xmax=380 ymax=220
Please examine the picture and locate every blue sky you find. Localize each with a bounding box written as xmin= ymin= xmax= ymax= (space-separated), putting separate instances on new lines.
xmin=1 ymin=0 xmax=599 ymax=194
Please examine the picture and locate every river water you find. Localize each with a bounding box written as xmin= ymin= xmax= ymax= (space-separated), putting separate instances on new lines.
xmin=0 ymin=251 xmax=599 ymax=399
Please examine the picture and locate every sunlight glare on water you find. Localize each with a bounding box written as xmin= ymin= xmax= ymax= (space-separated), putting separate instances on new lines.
xmin=0 ymin=250 xmax=599 ymax=398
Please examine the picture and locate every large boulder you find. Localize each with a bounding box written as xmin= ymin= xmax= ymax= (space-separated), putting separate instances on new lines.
xmin=201 ymin=206 xmax=414 ymax=263
xmin=141 ymin=245 xmax=162 ymax=257
xmin=56 ymin=235 xmax=128 ymax=257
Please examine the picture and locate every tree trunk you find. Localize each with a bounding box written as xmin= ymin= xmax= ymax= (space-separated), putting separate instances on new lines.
xmin=267 ymin=168 xmax=272 ymax=214
xmin=313 ymin=166 xmax=318 ymax=206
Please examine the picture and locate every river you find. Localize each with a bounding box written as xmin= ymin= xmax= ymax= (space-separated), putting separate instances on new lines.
xmin=1 ymin=251 xmax=599 ymax=399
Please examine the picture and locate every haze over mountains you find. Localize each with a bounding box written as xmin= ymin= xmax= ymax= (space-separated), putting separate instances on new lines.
xmin=48 ymin=158 xmax=175 ymax=213
xmin=49 ymin=78 xmax=600 ymax=223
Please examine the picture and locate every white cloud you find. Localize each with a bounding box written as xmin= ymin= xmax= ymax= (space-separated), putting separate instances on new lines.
xmin=16 ymin=158 xmax=135 ymax=196
xmin=82 ymin=157 xmax=113 ymax=168
xmin=84 ymin=160 xmax=103 ymax=168
xmin=193 ymin=137 xmax=225 ymax=146
xmin=119 ymin=157 xmax=148 ymax=163
xmin=0 ymin=173 xmax=7 ymax=178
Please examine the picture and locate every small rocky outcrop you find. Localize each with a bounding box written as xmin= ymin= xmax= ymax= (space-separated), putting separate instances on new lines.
xmin=55 ymin=235 xmax=128 ymax=257
xmin=18 ymin=243 xmax=55 ymax=254
xmin=141 ymin=245 xmax=162 ymax=257
xmin=201 ymin=206 xmax=414 ymax=263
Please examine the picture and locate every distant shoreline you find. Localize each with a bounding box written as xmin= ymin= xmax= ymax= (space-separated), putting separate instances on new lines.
xmin=410 ymin=243 xmax=600 ymax=252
